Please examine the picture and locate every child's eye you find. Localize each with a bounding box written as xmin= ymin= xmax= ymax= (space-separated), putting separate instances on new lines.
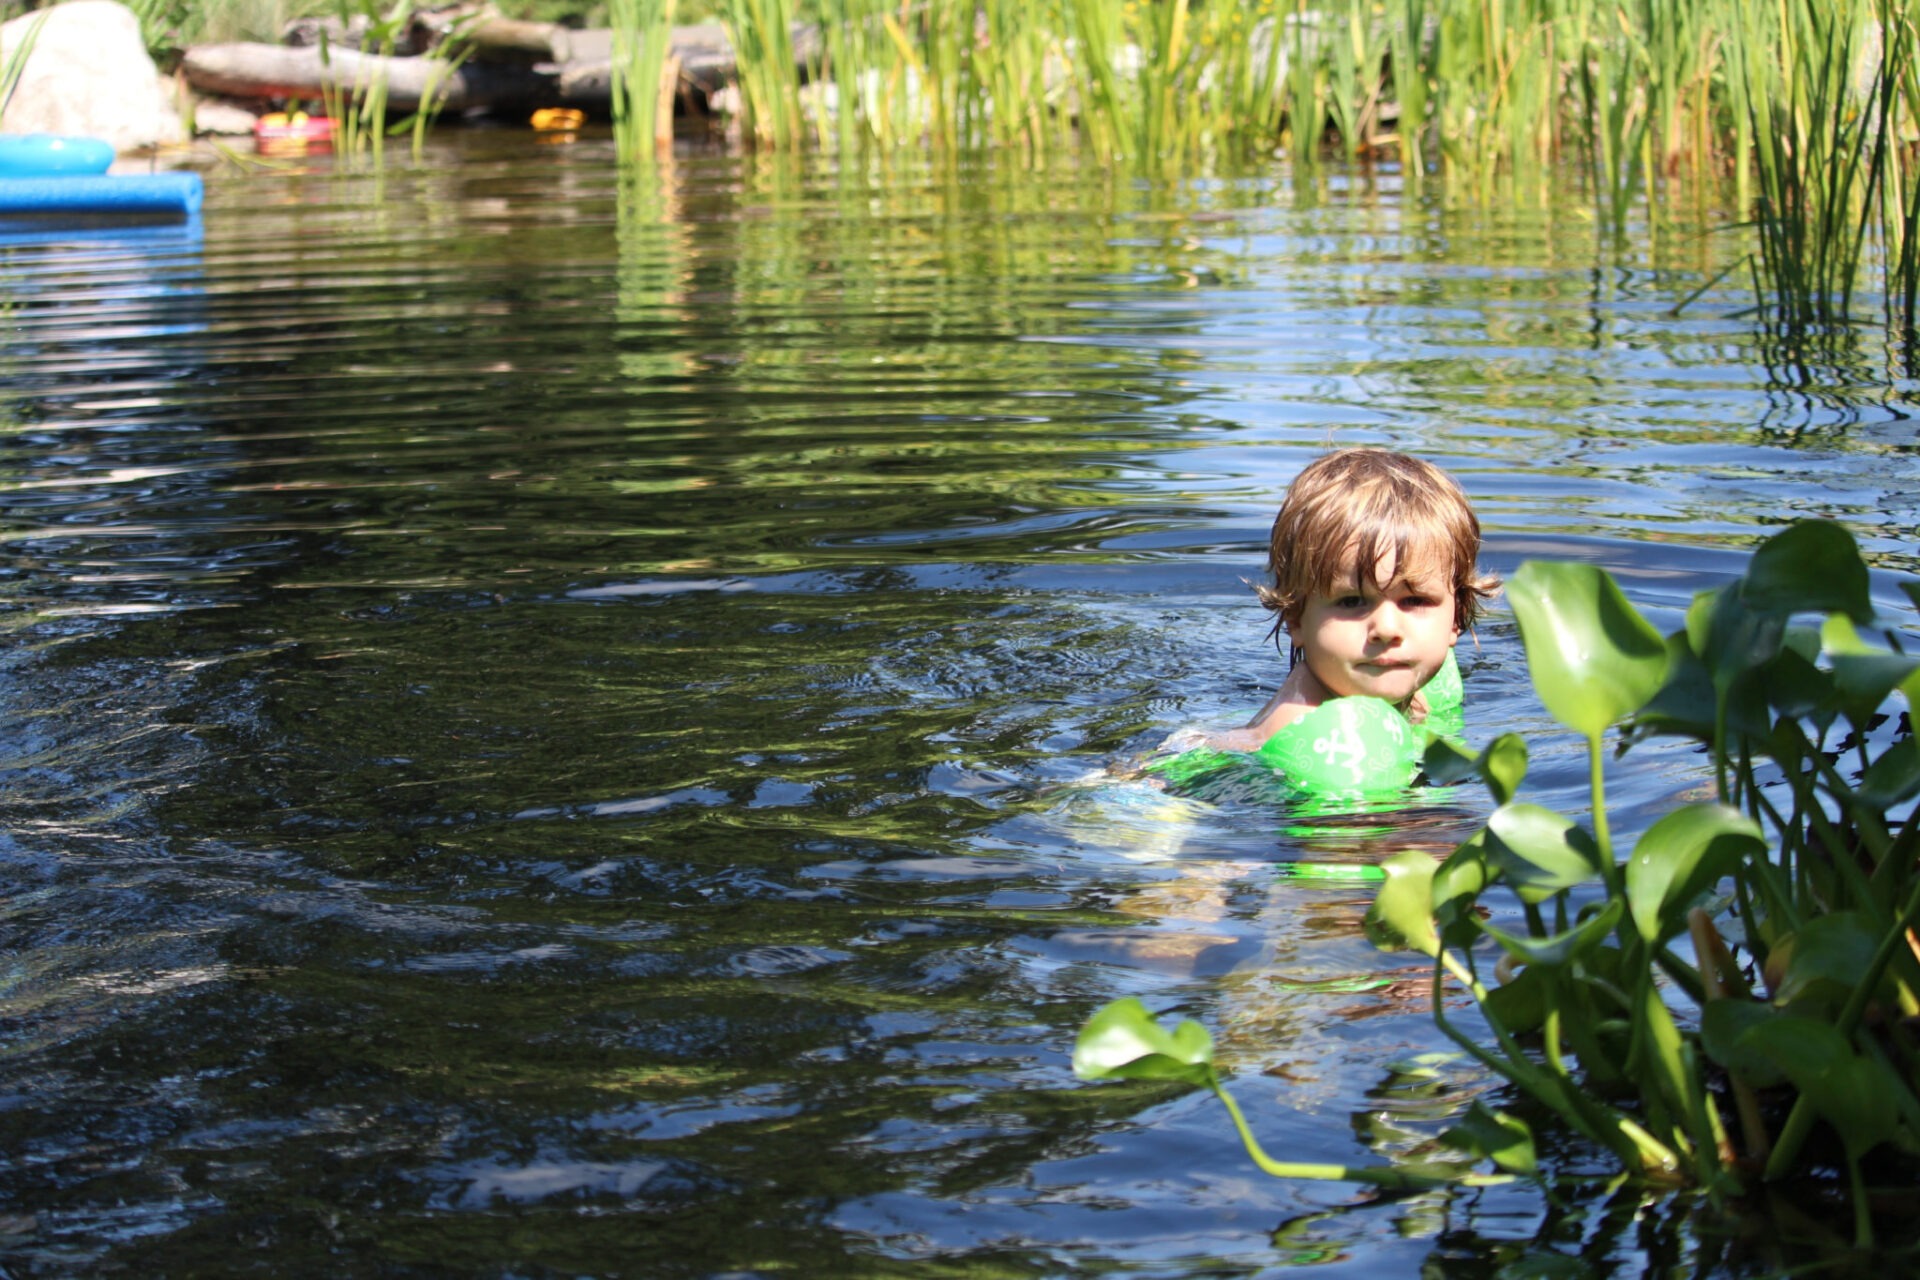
xmin=1332 ymin=595 xmax=1367 ymax=609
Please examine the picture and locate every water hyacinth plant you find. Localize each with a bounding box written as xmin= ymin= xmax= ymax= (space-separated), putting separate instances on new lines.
xmin=1077 ymin=521 xmax=1920 ymax=1244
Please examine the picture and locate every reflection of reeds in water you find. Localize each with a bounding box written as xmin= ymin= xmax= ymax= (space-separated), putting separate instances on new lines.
xmin=691 ymin=0 xmax=1920 ymax=339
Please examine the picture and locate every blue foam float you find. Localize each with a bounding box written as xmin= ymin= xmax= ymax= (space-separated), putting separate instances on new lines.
xmin=0 ymin=173 xmax=203 ymax=219
xmin=0 ymin=135 xmax=203 ymax=221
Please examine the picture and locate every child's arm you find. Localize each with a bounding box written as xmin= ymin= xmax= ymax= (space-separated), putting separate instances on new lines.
xmin=1168 ymin=666 xmax=1320 ymax=754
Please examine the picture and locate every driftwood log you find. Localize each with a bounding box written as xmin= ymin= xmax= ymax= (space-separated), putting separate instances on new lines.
xmin=181 ymin=22 xmax=816 ymax=114
xmin=182 ymin=44 xmax=555 ymax=111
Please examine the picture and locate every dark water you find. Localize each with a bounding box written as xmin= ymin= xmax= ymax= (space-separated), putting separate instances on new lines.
xmin=1 ymin=135 xmax=1917 ymax=1276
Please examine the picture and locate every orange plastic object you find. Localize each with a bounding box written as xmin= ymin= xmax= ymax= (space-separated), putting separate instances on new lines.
xmin=530 ymin=108 xmax=586 ymax=132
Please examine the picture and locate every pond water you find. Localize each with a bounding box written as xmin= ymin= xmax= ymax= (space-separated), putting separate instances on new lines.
xmin=2 ymin=134 xmax=1918 ymax=1276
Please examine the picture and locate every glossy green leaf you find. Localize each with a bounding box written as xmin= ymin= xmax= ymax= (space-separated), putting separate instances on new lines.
xmin=1783 ymin=624 xmax=1823 ymax=660
xmin=1860 ymin=739 xmax=1920 ymax=809
xmin=1623 ymin=804 xmax=1766 ymax=944
xmin=1364 ymin=850 xmax=1440 ymax=957
xmin=1686 ymin=584 xmax=1785 ymax=689
xmin=1431 ymin=831 xmax=1491 ymax=937
xmin=1073 ymin=997 xmax=1214 ymax=1087
xmin=1829 ymin=653 xmax=1920 ymax=725
xmin=1440 ymin=1101 xmax=1538 ymax=1176
xmin=1481 ymin=899 xmax=1624 ymax=968
xmin=1698 ymin=999 xmax=1788 ymax=1088
xmin=1421 ymin=736 xmax=1481 ymax=787
xmin=1774 ymin=913 xmax=1881 ymax=1012
xmin=1479 ymin=734 xmax=1528 ymax=806
xmin=1483 ymin=957 xmax=1549 ymax=1033
xmin=1629 ymin=631 xmax=1716 ymax=743
xmin=1759 ymin=645 xmax=1836 ymax=719
xmin=1822 ymin=616 xmax=1920 ymax=729
xmin=1727 ymin=1015 xmax=1897 ymax=1158
xmin=1743 ymin=519 xmax=1873 ymax=624
xmin=1486 ymin=803 xmax=1604 ymax=904
xmin=1508 ymin=561 xmax=1670 ymax=739
xmin=1421 ymin=734 xmax=1527 ymax=805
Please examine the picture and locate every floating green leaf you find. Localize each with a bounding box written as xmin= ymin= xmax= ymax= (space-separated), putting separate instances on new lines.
xmin=1743 ymin=519 xmax=1873 ymax=624
xmin=1486 ymin=803 xmax=1604 ymax=904
xmin=1624 ymin=804 xmax=1766 ymax=944
xmin=1440 ymin=1101 xmax=1538 ymax=1176
xmin=1364 ymin=851 xmax=1440 ymax=957
xmin=1508 ymin=561 xmax=1670 ymax=739
xmin=1073 ymin=998 xmax=1214 ymax=1087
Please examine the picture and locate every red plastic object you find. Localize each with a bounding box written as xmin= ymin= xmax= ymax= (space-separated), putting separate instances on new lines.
xmin=254 ymin=114 xmax=337 ymax=152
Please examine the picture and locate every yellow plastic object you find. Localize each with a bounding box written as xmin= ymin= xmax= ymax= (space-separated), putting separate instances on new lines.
xmin=531 ymin=108 xmax=586 ymax=132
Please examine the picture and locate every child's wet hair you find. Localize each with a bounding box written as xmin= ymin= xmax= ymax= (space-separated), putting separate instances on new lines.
xmin=1255 ymin=448 xmax=1499 ymax=637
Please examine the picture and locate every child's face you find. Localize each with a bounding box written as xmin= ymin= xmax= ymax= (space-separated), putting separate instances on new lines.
xmin=1291 ymin=551 xmax=1460 ymax=707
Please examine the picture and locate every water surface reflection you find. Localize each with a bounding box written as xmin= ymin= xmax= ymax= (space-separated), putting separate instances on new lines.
xmin=0 ymin=139 xmax=1914 ymax=1274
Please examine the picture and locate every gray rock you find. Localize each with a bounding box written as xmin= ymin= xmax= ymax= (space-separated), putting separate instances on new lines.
xmin=1 ymin=1 xmax=186 ymax=151
xmin=188 ymin=96 xmax=262 ymax=136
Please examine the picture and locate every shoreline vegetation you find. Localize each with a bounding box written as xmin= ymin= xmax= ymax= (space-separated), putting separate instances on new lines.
xmin=161 ymin=0 xmax=1920 ymax=339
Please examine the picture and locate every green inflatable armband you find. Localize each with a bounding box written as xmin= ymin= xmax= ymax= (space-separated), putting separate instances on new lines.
xmin=1147 ymin=651 xmax=1464 ymax=798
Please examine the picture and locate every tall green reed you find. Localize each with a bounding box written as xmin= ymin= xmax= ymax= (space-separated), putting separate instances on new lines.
xmin=701 ymin=0 xmax=1920 ymax=344
xmin=610 ymin=0 xmax=678 ymax=161
xmin=393 ymin=10 xmax=477 ymax=160
xmin=719 ymin=0 xmax=804 ymax=148
xmin=1728 ymin=0 xmax=1884 ymax=327
xmin=318 ymin=0 xmax=412 ymax=167
xmin=814 ymin=0 xmax=896 ymax=152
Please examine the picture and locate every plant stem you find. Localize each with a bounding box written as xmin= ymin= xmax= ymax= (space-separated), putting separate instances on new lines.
xmin=1206 ymin=1069 xmax=1507 ymax=1188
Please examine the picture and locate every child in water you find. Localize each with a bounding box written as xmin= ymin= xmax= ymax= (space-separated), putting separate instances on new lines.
xmin=1156 ymin=448 xmax=1499 ymax=792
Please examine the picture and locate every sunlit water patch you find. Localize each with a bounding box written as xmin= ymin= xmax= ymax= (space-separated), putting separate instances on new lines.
xmin=0 ymin=137 xmax=1915 ymax=1275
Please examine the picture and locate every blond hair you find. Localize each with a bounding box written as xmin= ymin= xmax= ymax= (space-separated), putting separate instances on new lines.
xmin=1255 ymin=449 xmax=1499 ymax=635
